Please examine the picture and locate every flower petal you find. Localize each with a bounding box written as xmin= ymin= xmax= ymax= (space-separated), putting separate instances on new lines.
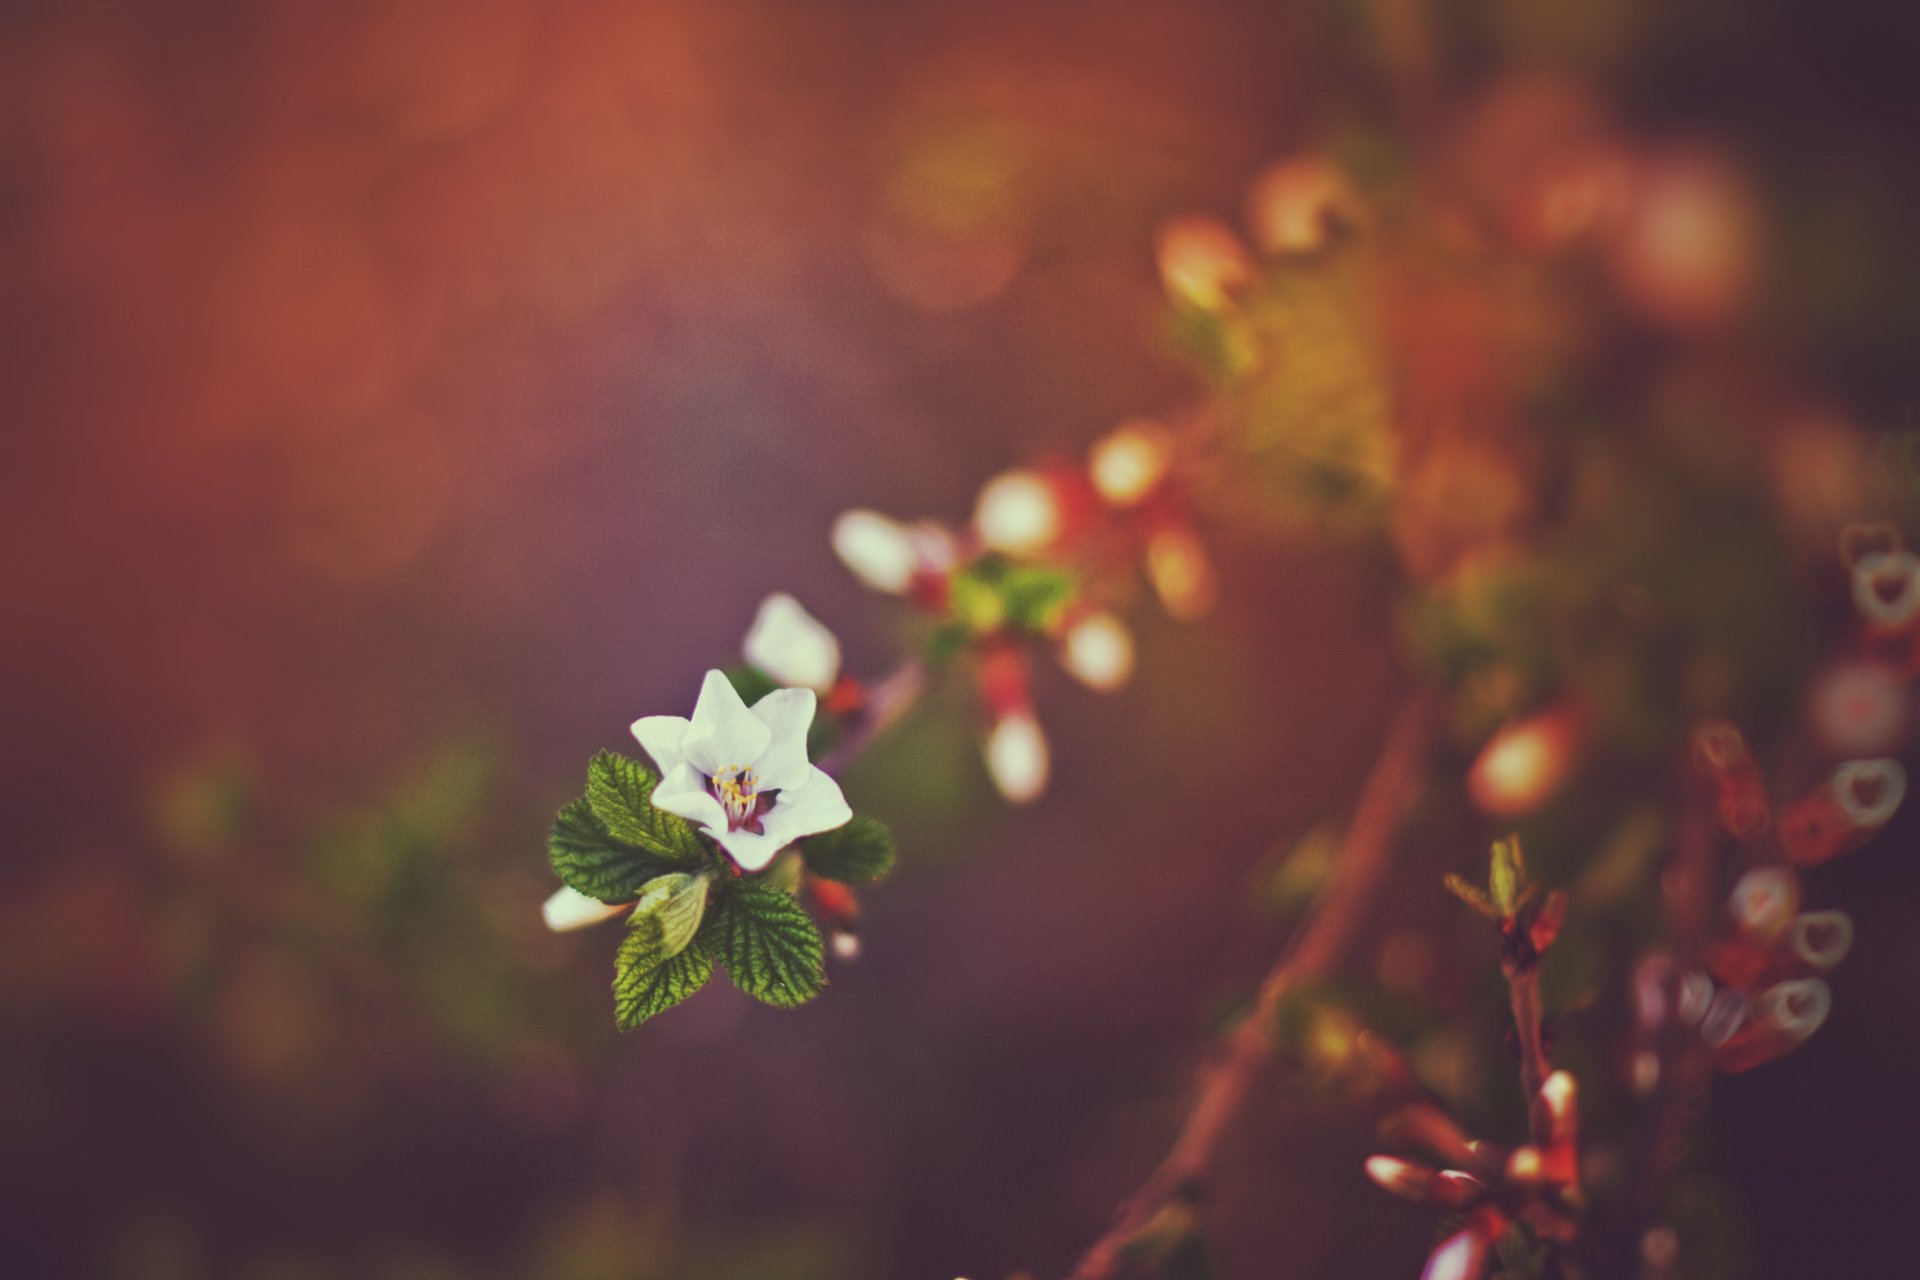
xmin=712 ymin=825 xmax=786 ymax=873
xmin=652 ymin=762 xmax=727 ymax=834
xmin=682 ymin=669 xmax=771 ymax=776
xmin=759 ymin=769 xmax=853 ymax=847
xmin=749 ymin=686 xmax=818 ymax=791
xmin=542 ymin=885 xmax=632 ymax=931
xmin=631 ymin=714 xmax=691 ymax=774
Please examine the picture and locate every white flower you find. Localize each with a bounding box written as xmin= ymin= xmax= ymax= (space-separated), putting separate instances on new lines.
xmin=632 ymin=669 xmax=852 ymax=872
xmin=743 ymin=592 xmax=841 ymax=692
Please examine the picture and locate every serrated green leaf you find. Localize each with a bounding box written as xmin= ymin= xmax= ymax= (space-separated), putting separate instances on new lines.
xmin=800 ymin=817 xmax=897 ymax=883
xmin=613 ymin=916 xmax=714 ymax=1029
xmin=631 ymin=871 xmax=710 ymax=957
xmin=586 ymin=751 xmax=706 ymax=865
xmin=549 ymin=798 xmax=684 ymax=903
xmin=709 ymin=882 xmax=826 ymax=1009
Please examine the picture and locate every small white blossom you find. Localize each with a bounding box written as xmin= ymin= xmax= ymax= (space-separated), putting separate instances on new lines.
xmin=633 ymin=670 xmax=852 ymax=872
xmin=743 ymin=592 xmax=841 ymax=692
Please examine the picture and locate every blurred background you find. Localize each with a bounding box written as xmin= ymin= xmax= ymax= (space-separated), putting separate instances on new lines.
xmin=6 ymin=1 xmax=1920 ymax=1276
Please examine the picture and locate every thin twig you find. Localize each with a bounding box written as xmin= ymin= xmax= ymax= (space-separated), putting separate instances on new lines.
xmin=1067 ymin=691 xmax=1440 ymax=1280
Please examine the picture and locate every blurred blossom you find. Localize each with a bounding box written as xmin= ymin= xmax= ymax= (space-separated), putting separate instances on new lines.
xmin=832 ymin=510 xmax=920 ymax=594
xmin=1808 ymin=661 xmax=1906 ymax=756
xmin=1727 ymin=867 xmax=1799 ymax=943
xmin=1145 ymin=527 xmax=1217 ymax=620
xmin=1154 ymin=214 xmax=1253 ymax=310
xmin=1245 ymin=155 xmax=1359 ymax=255
xmin=1057 ymin=611 xmax=1136 ymax=692
xmin=1467 ymin=704 xmax=1579 ymax=815
xmin=1606 ymin=150 xmax=1759 ymax=330
xmin=1787 ymin=910 xmax=1853 ymax=972
xmin=1421 ymin=1227 xmax=1487 ymax=1280
xmin=744 ymin=593 xmax=842 ymax=692
xmin=542 ymin=885 xmax=630 ymax=931
xmin=985 ymin=710 xmax=1049 ymax=805
xmin=1851 ymin=549 xmax=1920 ymax=628
xmin=974 ymin=469 xmax=1063 ymax=555
xmin=1088 ymin=420 xmax=1173 ymax=508
xmin=1830 ymin=757 xmax=1905 ymax=827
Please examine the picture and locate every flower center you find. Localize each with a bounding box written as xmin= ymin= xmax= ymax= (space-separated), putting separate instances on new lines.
xmin=710 ymin=764 xmax=774 ymax=833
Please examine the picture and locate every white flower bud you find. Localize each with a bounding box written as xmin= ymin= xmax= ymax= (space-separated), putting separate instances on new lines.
xmin=542 ymin=885 xmax=629 ymax=932
xmin=1058 ymin=611 xmax=1135 ymax=692
xmin=1089 ymin=420 xmax=1172 ymax=507
xmin=833 ymin=509 xmax=918 ymax=594
xmin=985 ymin=710 xmax=1049 ymax=805
xmin=974 ymin=469 xmax=1062 ymax=555
xmin=743 ymin=592 xmax=841 ymax=692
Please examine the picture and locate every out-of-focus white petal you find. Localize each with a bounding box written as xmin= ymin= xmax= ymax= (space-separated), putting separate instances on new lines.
xmin=743 ymin=593 xmax=841 ymax=692
xmin=683 ymin=669 xmax=771 ymax=775
xmin=652 ymin=762 xmax=727 ymax=833
xmin=1759 ymin=978 xmax=1831 ymax=1040
xmin=833 ymin=509 xmax=918 ymax=593
xmin=1058 ymin=611 xmax=1135 ymax=692
xmin=974 ymin=469 xmax=1061 ymax=555
xmin=542 ymin=885 xmax=630 ymax=932
xmin=630 ymin=714 xmax=691 ymax=775
xmin=748 ymin=686 xmax=819 ymax=792
xmin=985 ymin=711 xmax=1049 ymax=805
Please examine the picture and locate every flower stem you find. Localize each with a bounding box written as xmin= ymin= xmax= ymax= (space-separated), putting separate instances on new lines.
xmin=1066 ymin=691 xmax=1440 ymax=1280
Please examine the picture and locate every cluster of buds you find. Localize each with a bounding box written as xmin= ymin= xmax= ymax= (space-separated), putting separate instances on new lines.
xmin=1153 ymin=154 xmax=1362 ymax=315
xmin=1370 ymin=839 xmax=1578 ymax=1279
xmin=1632 ymin=720 xmax=1896 ymax=1080
xmin=830 ymin=422 xmax=1215 ymax=804
xmin=1366 ymin=1070 xmax=1583 ymax=1280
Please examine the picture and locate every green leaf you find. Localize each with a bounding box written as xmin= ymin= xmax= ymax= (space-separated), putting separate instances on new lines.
xmin=549 ymin=798 xmax=684 ymax=903
xmin=586 ymin=751 xmax=706 ymax=865
xmin=1490 ymin=835 xmax=1526 ymax=917
xmin=613 ymin=915 xmax=714 ymax=1029
xmin=1443 ymin=873 xmax=1501 ymax=922
xmin=709 ymin=882 xmax=827 ymax=1008
xmin=800 ymin=817 xmax=897 ymax=883
xmin=631 ymin=871 xmax=710 ymax=957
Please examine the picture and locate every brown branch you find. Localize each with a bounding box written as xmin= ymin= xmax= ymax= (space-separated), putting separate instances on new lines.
xmin=1066 ymin=691 xmax=1441 ymax=1280
xmin=1506 ymin=963 xmax=1550 ymax=1141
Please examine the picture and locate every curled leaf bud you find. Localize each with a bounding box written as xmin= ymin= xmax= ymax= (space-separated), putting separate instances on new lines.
xmin=1365 ymin=1154 xmax=1437 ymax=1203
